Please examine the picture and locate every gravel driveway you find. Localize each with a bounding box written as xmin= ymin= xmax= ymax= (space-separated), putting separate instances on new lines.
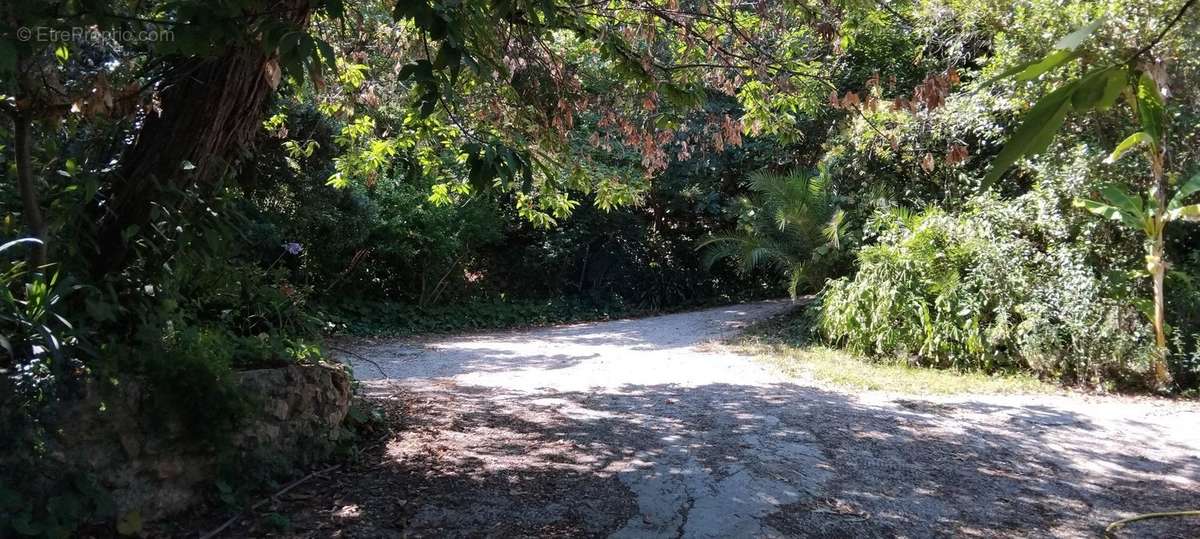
xmin=311 ymin=301 xmax=1200 ymax=538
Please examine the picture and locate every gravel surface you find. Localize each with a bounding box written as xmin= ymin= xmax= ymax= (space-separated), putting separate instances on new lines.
xmin=296 ymin=301 xmax=1200 ymax=538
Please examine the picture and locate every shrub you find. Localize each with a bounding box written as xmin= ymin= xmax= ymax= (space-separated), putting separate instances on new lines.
xmin=819 ymin=207 xmax=1029 ymax=371
xmin=819 ymin=193 xmax=1156 ymax=387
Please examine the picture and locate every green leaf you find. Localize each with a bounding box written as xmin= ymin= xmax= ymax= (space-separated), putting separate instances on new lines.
xmin=0 ymin=237 xmax=44 ymax=254
xmin=1053 ymin=17 xmax=1105 ymax=50
xmin=1070 ymin=69 xmax=1108 ymax=110
xmin=394 ymin=1 xmax=435 ymax=29
xmin=1135 ymin=72 xmax=1165 ymax=145
xmin=1169 ymin=171 xmax=1200 ymax=210
xmin=433 ymin=42 xmax=462 ymax=83
xmin=981 ymin=57 xmax=1043 ymax=87
xmin=983 ymin=82 xmax=1077 ymax=185
xmin=661 ymin=82 xmax=702 ymax=107
xmin=325 ymin=172 xmax=347 ymax=188
xmin=433 ymin=42 xmax=460 ymax=69
xmin=1096 ymin=67 xmax=1128 ymax=110
xmin=1099 ymin=184 xmax=1146 ymax=219
xmin=418 ymin=88 xmax=438 ymax=117
xmin=1025 ymin=96 xmax=1072 ymax=157
xmin=465 ymin=143 xmax=495 ymax=192
xmin=1103 ymin=132 xmax=1152 ymax=164
xmin=315 ymin=38 xmax=337 ymax=72
xmin=1073 ymin=197 xmax=1141 ymax=230
xmin=981 ymin=19 xmax=1101 ymax=86
xmin=1167 ymin=203 xmax=1200 ymax=222
xmin=1015 ymin=49 xmax=1084 ymax=82
xmin=1070 ymin=67 xmax=1128 ymax=111
xmin=397 ymin=60 xmax=432 ymax=82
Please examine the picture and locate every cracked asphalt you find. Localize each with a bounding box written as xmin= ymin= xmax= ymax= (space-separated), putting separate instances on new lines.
xmin=310 ymin=301 xmax=1200 ymax=538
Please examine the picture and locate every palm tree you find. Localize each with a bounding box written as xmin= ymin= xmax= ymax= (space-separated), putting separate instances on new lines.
xmin=699 ymin=169 xmax=848 ymax=298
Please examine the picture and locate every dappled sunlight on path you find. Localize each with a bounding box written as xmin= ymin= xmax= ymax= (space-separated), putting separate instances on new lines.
xmin=311 ymin=301 xmax=1200 ymax=538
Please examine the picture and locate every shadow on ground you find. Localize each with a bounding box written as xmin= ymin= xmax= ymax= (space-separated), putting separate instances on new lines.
xmin=208 ymin=380 xmax=1200 ymax=538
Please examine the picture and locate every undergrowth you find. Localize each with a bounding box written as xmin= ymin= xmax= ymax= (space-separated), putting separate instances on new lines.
xmin=734 ymin=305 xmax=1057 ymax=395
xmin=322 ymin=294 xmax=746 ymax=337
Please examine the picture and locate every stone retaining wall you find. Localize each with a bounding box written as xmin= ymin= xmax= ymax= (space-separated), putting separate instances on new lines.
xmin=45 ymin=362 xmax=351 ymax=521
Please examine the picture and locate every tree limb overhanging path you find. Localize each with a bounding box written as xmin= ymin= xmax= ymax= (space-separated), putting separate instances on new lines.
xmin=296 ymin=301 xmax=1200 ymax=537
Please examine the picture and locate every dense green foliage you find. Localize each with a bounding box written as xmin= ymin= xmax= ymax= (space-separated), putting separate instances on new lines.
xmin=700 ymin=169 xmax=849 ymax=298
xmin=3 ymin=0 xmax=1200 ymax=533
xmin=807 ymin=1 xmax=1200 ymax=391
xmin=819 ymin=202 xmax=1153 ymax=386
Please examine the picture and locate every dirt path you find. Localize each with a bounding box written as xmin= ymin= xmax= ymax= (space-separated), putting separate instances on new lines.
xmin=273 ymin=301 xmax=1198 ymax=537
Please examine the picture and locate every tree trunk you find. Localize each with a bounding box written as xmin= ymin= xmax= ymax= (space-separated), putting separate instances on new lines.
xmin=1150 ymin=230 xmax=1170 ymax=387
xmin=1151 ymin=235 xmax=1166 ymax=348
xmin=1149 ymin=153 xmax=1171 ymax=387
xmin=90 ymin=0 xmax=310 ymax=276
xmin=12 ymin=111 xmax=47 ymax=269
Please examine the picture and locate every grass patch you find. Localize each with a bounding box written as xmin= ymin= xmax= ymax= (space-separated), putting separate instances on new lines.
xmin=732 ymin=307 xmax=1057 ymax=395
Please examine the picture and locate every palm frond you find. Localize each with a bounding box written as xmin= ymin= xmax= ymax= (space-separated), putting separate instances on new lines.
xmin=787 ymin=265 xmax=805 ymax=300
xmin=700 ymin=167 xmax=850 ymax=294
xmin=823 ymin=208 xmax=847 ymax=250
xmin=697 ymin=233 xmax=751 ymax=270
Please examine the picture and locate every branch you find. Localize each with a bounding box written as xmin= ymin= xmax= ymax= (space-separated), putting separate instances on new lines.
xmin=1129 ymin=0 xmax=1197 ymax=61
xmin=329 ymin=346 xmax=388 ymax=378
xmin=875 ymin=0 xmax=913 ymax=27
xmin=199 ymin=464 xmax=341 ymax=539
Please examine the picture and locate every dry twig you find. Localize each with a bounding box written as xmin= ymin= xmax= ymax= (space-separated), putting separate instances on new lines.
xmin=200 ymin=464 xmax=341 ymax=539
